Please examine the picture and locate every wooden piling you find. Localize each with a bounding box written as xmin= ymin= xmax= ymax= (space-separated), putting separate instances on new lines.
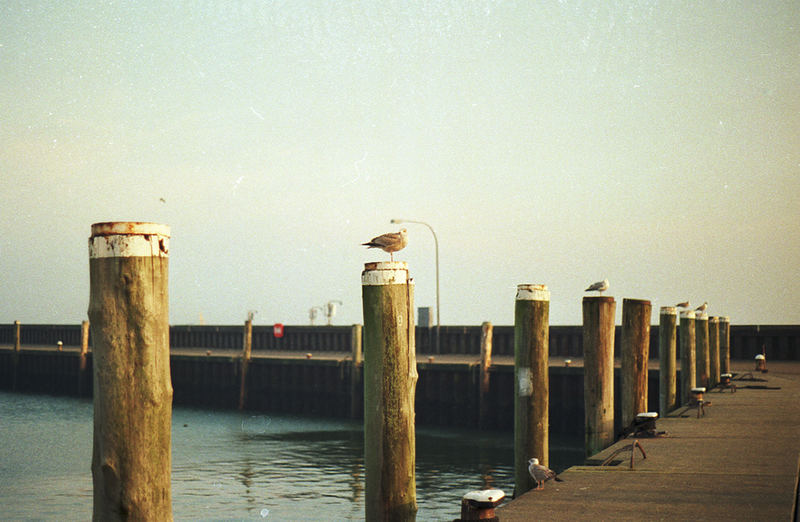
xmin=695 ymin=313 xmax=710 ymax=389
xmin=361 ymin=261 xmax=417 ymax=521
xmin=582 ymin=296 xmax=616 ymax=458
xmin=620 ymin=298 xmax=651 ymax=430
xmin=719 ymin=316 xmax=731 ymax=374
xmin=238 ymin=317 xmax=253 ymax=410
xmin=350 ymin=323 xmax=363 ymax=419
xmin=12 ymin=320 xmax=20 ymax=391
xmin=658 ymin=307 xmax=678 ymax=415
xmin=679 ymin=310 xmax=696 ymax=405
xmin=14 ymin=320 xmax=21 ymax=351
xmin=88 ymin=222 xmax=172 ymax=521
xmin=479 ymin=321 xmax=493 ymax=430
xmin=513 ymin=285 xmax=549 ymax=496
xmin=78 ymin=320 xmax=90 ymax=396
xmin=709 ymin=317 xmax=720 ymax=387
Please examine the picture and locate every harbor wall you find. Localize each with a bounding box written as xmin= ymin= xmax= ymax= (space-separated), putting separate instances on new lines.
xmin=0 ymin=323 xmax=798 ymax=360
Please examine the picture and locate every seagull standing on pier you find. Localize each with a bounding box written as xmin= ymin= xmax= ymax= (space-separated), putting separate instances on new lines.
xmin=695 ymin=301 xmax=708 ymax=313
xmin=362 ymin=228 xmax=408 ymax=261
xmin=528 ymin=458 xmax=562 ymax=490
xmin=676 ymin=301 xmax=690 ymax=309
xmin=585 ymin=279 xmax=609 ymax=295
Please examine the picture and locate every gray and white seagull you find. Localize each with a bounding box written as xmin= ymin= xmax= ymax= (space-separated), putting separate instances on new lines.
xmin=528 ymin=458 xmax=563 ymax=490
xmin=362 ymin=228 xmax=408 ymax=261
xmin=585 ymin=278 xmax=609 ymax=295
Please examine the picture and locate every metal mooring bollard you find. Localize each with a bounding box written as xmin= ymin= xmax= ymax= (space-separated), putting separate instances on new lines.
xmin=690 ymin=387 xmax=708 ymax=418
xmin=633 ymin=412 xmax=662 ymax=437
xmin=719 ymin=372 xmax=736 ymax=392
xmin=458 ymin=489 xmax=505 ymax=521
xmin=755 ymin=354 xmax=767 ymax=372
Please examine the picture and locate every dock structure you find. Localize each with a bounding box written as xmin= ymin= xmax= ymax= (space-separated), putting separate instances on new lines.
xmin=497 ymin=361 xmax=800 ymax=521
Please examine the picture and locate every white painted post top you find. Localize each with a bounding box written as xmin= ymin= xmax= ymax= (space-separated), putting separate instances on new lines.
xmin=680 ymin=310 xmax=696 ymax=319
xmin=695 ymin=312 xmax=709 ymax=321
xmin=361 ymin=261 xmax=410 ymax=286
xmin=720 ymin=316 xmax=730 ymax=322
xmin=660 ymin=306 xmax=677 ymax=315
xmin=709 ymin=316 xmax=719 ymax=323
xmin=463 ymin=489 xmax=505 ymax=504
xmin=515 ymin=284 xmax=549 ymax=301
xmin=89 ymin=222 xmax=170 ymax=259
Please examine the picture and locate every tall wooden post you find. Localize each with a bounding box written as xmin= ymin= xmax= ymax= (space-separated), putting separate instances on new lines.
xmin=513 ymin=285 xmax=549 ymax=496
xmin=658 ymin=307 xmax=677 ymax=415
xmin=238 ymin=316 xmax=253 ymax=410
xmin=14 ymin=320 xmax=21 ymax=352
xmin=350 ymin=323 xmax=363 ymax=419
xmin=621 ymin=298 xmax=651 ymax=429
xmin=709 ymin=317 xmax=720 ymax=387
xmin=719 ymin=316 xmax=731 ymax=374
xmin=78 ymin=319 xmax=90 ymax=396
xmin=12 ymin=320 xmax=21 ymax=391
xmin=478 ymin=321 xmax=493 ymax=430
xmin=88 ymin=222 xmax=172 ymax=521
xmin=582 ymin=296 xmax=616 ymax=458
xmin=679 ymin=310 xmax=696 ymax=404
xmin=361 ymin=261 xmax=417 ymax=521
xmin=695 ymin=313 xmax=710 ymax=389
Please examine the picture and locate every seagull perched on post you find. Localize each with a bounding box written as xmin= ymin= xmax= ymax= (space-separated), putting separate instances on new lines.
xmin=362 ymin=228 xmax=408 ymax=261
xmin=695 ymin=301 xmax=708 ymax=313
xmin=528 ymin=458 xmax=562 ymax=490
xmin=676 ymin=301 xmax=690 ymax=309
xmin=585 ymin=278 xmax=609 ymax=295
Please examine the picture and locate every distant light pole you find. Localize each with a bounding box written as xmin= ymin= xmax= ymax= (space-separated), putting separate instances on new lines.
xmin=391 ymin=218 xmax=440 ymax=353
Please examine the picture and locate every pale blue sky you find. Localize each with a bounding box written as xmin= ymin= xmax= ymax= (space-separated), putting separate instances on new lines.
xmin=1 ymin=1 xmax=798 ymax=326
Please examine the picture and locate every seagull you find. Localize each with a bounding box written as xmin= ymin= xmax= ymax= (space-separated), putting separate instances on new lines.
xmin=362 ymin=228 xmax=408 ymax=261
xmin=528 ymin=458 xmax=562 ymax=490
xmin=585 ymin=278 xmax=609 ymax=294
xmin=676 ymin=301 xmax=690 ymax=308
xmin=695 ymin=301 xmax=708 ymax=312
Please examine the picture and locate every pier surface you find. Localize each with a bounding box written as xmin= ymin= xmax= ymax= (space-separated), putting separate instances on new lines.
xmin=498 ymin=361 xmax=800 ymax=521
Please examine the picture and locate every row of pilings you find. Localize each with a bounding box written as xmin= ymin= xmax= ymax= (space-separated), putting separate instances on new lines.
xmin=3 ymin=222 xmax=741 ymax=521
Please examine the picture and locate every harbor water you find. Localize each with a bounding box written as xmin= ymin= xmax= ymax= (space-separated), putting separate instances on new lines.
xmin=0 ymin=391 xmax=583 ymax=520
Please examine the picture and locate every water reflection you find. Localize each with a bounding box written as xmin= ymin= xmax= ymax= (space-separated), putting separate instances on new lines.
xmin=1 ymin=393 xmax=582 ymax=520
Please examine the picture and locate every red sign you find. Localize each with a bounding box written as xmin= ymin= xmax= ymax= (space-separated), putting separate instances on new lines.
xmin=273 ymin=323 xmax=284 ymax=338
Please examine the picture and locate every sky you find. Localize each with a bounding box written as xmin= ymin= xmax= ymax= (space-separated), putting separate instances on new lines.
xmin=1 ymin=1 xmax=799 ymax=327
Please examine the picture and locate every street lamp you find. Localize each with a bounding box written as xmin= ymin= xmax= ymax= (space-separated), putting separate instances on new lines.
xmin=391 ymin=218 xmax=440 ymax=353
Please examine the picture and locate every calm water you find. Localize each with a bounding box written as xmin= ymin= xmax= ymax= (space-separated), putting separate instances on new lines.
xmin=0 ymin=391 xmax=582 ymax=520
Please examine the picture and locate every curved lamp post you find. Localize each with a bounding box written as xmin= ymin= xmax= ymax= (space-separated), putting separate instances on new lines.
xmin=391 ymin=218 xmax=440 ymax=353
